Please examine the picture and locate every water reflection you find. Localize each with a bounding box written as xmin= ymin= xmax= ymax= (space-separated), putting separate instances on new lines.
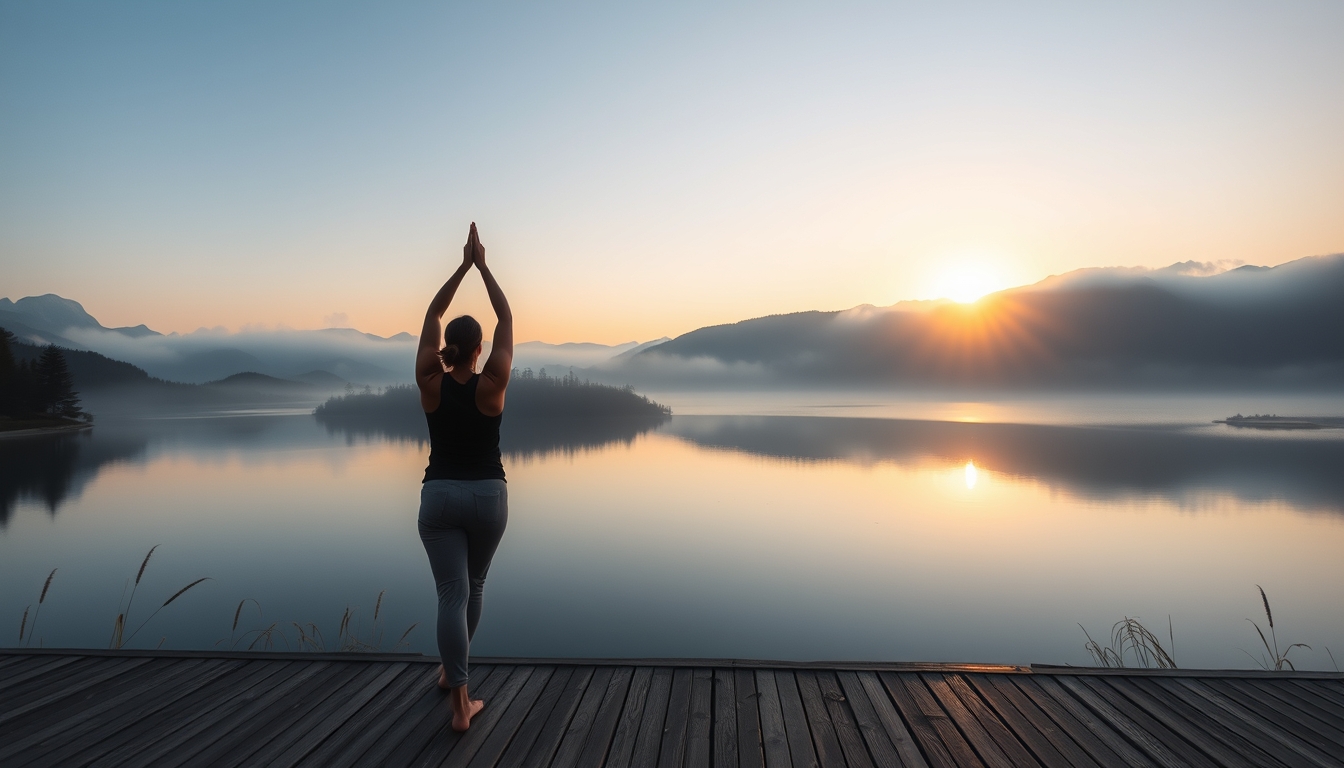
xmin=313 ymin=410 xmax=670 ymax=459
xmin=664 ymin=416 xmax=1344 ymax=513
xmin=0 ymin=409 xmax=672 ymax=523
xmin=0 ymin=431 xmax=147 ymax=526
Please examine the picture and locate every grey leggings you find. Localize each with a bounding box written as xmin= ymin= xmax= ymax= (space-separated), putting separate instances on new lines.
xmin=418 ymin=478 xmax=508 ymax=688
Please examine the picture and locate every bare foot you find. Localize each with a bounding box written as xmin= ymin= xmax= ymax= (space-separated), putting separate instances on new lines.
xmin=437 ymin=665 xmax=451 ymax=690
xmin=451 ymin=697 xmax=485 ymax=732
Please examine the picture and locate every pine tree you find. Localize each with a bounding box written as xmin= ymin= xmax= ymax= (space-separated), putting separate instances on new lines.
xmin=0 ymin=329 xmax=19 ymax=417
xmin=34 ymin=345 xmax=81 ymax=419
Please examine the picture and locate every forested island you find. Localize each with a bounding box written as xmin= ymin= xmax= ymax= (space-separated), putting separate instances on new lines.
xmin=313 ymin=368 xmax=672 ymax=455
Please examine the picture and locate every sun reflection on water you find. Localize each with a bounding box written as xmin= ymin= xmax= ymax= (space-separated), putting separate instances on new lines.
xmin=965 ymin=460 xmax=978 ymax=490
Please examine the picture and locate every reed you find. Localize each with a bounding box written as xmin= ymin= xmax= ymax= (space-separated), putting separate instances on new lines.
xmin=17 ymin=568 xmax=57 ymax=647
xmin=1244 ymin=585 xmax=1310 ymax=671
xmin=110 ymin=547 xmax=212 ymax=649
xmin=219 ymin=591 xmax=418 ymax=653
xmin=1080 ymin=615 xmax=1178 ymax=669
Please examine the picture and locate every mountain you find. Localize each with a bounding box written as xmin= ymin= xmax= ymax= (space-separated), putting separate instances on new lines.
xmin=8 ymin=337 xmax=155 ymax=389
xmin=513 ymin=339 xmax=666 ymax=371
xmin=615 ymin=254 xmax=1344 ymax=390
xmin=0 ymin=294 xmax=162 ymax=341
xmin=0 ymin=295 xmax=415 ymax=385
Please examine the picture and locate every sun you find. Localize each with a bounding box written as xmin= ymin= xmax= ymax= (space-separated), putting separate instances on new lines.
xmin=928 ymin=257 xmax=1012 ymax=304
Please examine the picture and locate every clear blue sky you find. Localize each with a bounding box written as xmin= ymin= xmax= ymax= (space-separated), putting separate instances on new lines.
xmin=2 ymin=1 xmax=1342 ymax=341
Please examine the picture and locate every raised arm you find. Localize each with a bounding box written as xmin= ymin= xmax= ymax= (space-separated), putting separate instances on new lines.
xmin=415 ymin=228 xmax=475 ymax=409
xmin=472 ymin=234 xmax=512 ymax=417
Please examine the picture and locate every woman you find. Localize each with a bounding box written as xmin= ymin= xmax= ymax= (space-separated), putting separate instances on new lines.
xmin=415 ymin=222 xmax=512 ymax=732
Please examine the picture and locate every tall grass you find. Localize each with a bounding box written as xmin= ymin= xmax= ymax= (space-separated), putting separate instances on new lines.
xmin=17 ymin=568 xmax=57 ymax=647
xmin=110 ymin=546 xmax=212 ymax=649
xmin=1245 ymin=585 xmax=1310 ymax=671
xmin=218 ymin=590 xmax=418 ymax=653
xmin=1080 ymin=616 xmax=1178 ymax=669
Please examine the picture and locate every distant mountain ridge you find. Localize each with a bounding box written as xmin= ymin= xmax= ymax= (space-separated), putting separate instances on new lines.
xmin=615 ymin=253 xmax=1344 ymax=389
xmin=0 ymin=294 xmax=162 ymax=340
xmin=0 ymin=295 xmax=411 ymax=385
xmin=8 ymin=253 xmax=1343 ymax=392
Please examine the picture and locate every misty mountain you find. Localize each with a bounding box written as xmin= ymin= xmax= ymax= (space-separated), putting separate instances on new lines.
xmin=513 ymin=338 xmax=670 ymax=372
xmin=0 ymin=295 xmax=411 ymax=385
xmin=615 ymin=254 xmax=1344 ymax=390
xmin=4 ymin=336 xmax=344 ymax=414
xmin=0 ymin=294 xmax=161 ymax=339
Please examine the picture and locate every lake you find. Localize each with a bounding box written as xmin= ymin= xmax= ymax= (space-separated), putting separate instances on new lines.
xmin=3 ymin=391 xmax=1343 ymax=670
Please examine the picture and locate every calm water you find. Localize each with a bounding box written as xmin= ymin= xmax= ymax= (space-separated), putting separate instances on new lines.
xmin=3 ymin=392 xmax=1343 ymax=669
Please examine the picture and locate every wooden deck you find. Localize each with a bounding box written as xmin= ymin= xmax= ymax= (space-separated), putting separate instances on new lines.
xmin=1 ymin=650 xmax=1342 ymax=767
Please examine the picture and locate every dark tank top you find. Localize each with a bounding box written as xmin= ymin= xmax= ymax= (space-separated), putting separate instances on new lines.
xmin=423 ymin=373 xmax=505 ymax=482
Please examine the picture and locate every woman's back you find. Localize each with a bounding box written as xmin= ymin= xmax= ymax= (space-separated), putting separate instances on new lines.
xmin=424 ymin=373 xmax=505 ymax=482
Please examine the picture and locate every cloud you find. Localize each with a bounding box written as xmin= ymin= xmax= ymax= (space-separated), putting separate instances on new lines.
xmin=323 ymin=312 xmax=350 ymax=328
xmin=59 ymin=325 xmax=415 ymax=385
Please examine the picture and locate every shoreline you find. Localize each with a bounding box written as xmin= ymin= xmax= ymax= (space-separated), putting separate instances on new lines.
xmin=0 ymin=422 xmax=93 ymax=440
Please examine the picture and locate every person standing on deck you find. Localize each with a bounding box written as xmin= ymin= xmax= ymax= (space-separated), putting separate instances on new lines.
xmin=414 ymin=222 xmax=512 ymax=732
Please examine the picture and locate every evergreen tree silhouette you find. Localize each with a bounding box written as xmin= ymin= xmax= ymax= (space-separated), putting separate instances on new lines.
xmin=0 ymin=329 xmax=35 ymax=418
xmin=34 ymin=345 xmax=81 ymax=418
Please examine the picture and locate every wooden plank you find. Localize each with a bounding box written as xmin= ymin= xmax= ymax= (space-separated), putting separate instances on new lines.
xmin=355 ymin=664 xmax=500 ymax=768
xmin=753 ymin=669 xmax=792 ymax=768
xmin=0 ymin=657 xmax=152 ymax=728
xmin=569 ymin=666 xmax=635 ymax=768
xmin=1051 ymin=675 xmax=1208 ymax=768
xmin=0 ymin=654 xmax=33 ymax=673
xmin=300 ymin=664 xmax=437 ymax=768
xmin=684 ymin=668 xmax=714 ymax=768
xmin=734 ymin=668 xmax=764 ymax=768
xmin=1229 ymin=679 xmax=1344 ymax=746
xmin=463 ymin=666 xmax=557 ymax=768
xmin=629 ymin=667 xmax=674 ymax=768
xmin=794 ymin=670 xmax=848 ymax=768
xmin=2 ymin=657 xmax=199 ymax=745
xmin=87 ymin=660 xmax=304 ymax=768
xmin=1172 ymin=678 xmax=1341 ymax=768
xmin=852 ymin=671 xmax=927 ymax=768
xmin=1134 ymin=677 xmax=1308 ymax=768
xmin=40 ymin=659 xmax=253 ymax=768
xmin=925 ymin=674 xmax=1036 ymax=768
xmin=954 ymin=674 xmax=1077 ymax=768
xmin=834 ymin=670 xmax=909 ymax=768
xmin=816 ymin=671 xmax=875 ymax=768
xmin=496 ymin=666 xmax=575 ymax=768
xmin=967 ymin=675 xmax=1099 ymax=768
xmin=0 ymin=655 xmax=91 ymax=695
xmin=1294 ymin=680 xmax=1344 ymax=709
xmin=877 ymin=671 xmax=970 ymax=768
xmin=269 ymin=662 xmax=410 ymax=768
xmin=214 ymin=661 xmax=396 ymax=767
xmin=3 ymin=658 xmax=227 ymax=765
xmin=713 ymin=668 xmax=737 ymax=768
xmin=658 ymin=668 xmax=694 ymax=768
xmin=603 ymin=665 xmax=655 ymax=768
xmin=546 ymin=666 xmax=618 ymax=768
xmin=1286 ymin=681 xmax=1344 ymax=720
xmin=516 ymin=666 xmax=596 ymax=768
xmin=1011 ymin=676 xmax=1155 ymax=768
xmin=157 ymin=661 xmax=350 ymax=768
xmin=1102 ymin=676 xmax=1278 ymax=768
xmin=411 ymin=665 xmax=536 ymax=768
xmin=775 ymin=671 xmax=820 ymax=768
xmin=3 ymin=657 xmax=137 ymax=711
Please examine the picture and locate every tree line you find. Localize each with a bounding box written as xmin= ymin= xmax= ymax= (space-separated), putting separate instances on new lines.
xmin=0 ymin=328 xmax=86 ymax=422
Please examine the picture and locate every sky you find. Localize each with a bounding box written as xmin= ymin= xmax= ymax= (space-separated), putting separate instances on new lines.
xmin=2 ymin=1 xmax=1342 ymax=343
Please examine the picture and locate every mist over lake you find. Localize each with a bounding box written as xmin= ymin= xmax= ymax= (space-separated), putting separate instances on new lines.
xmin=4 ymin=390 xmax=1341 ymax=669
